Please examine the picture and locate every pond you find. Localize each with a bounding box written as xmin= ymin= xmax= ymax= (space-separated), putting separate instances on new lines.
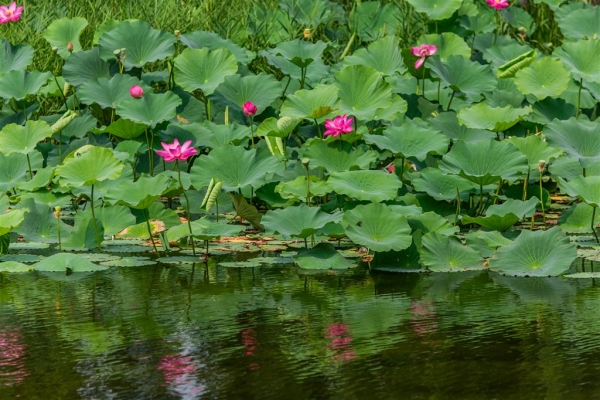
xmin=1 ymin=258 xmax=600 ymax=399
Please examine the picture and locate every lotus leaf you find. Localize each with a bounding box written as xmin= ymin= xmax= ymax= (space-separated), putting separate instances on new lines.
xmin=280 ymin=84 xmax=339 ymax=120
xmin=465 ymin=230 xmax=513 ymax=258
xmin=557 ymin=7 xmax=600 ymax=42
xmin=43 ymin=17 xmax=87 ymax=59
xmin=344 ymin=36 xmax=405 ymax=76
xmin=293 ymin=243 xmax=356 ymax=270
xmin=410 ymin=168 xmax=477 ymax=202
xmin=420 ymin=232 xmax=485 ymax=272
xmin=554 ymin=40 xmax=600 ymax=84
xmin=514 ymin=57 xmax=570 ymax=100
xmin=405 ymin=0 xmax=462 ymax=20
xmin=56 ymin=146 xmax=124 ymax=188
xmin=418 ymin=32 xmax=471 ymax=60
xmin=457 ymin=103 xmax=532 ymax=132
xmin=62 ymin=48 xmax=112 ymax=87
xmin=174 ymin=47 xmax=238 ymax=96
xmin=558 ymin=203 xmax=600 ymax=233
xmin=0 ymin=120 xmax=52 ymax=156
xmin=275 ymin=176 xmax=331 ymax=201
xmin=117 ymin=91 xmax=182 ymax=128
xmin=428 ymin=112 xmax=496 ymax=143
xmin=0 ymin=70 xmax=52 ymax=101
xmin=216 ymin=73 xmax=281 ymax=115
xmin=33 ymin=253 xmax=108 ymax=272
xmin=167 ymin=219 xmax=244 ymax=241
xmin=558 ymin=176 xmax=600 ymax=207
xmin=407 ymin=212 xmax=459 ymax=236
xmin=301 ymin=139 xmax=377 ymax=173
xmin=96 ymin=119 xmax=146 ymax=140
xmin=328 ymin=170 xmax=401 ymax=202
xmin=79 ymin=74 xmax=146 ymax=109
xmin=545 ymin=117 xmax=600 ymax=169
xmin=262 ymin=204 xmax=341 ymax=239
xmin=180 ymin=30 xmax=255 ymax=64
xmin=363 ymin=124 xmax=449 ymax=161
xmin=334 ymin=65 xmax=393 ymax=121
xmin=427 ymin=55 xmax=497 ymax=97
xmin=257 ymin=116 xmax=300 ymax=138
xmin=0 ymin=39 xmax=33 ymax=74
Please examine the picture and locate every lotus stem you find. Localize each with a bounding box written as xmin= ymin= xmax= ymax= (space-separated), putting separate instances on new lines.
xmin=26 ymin=154 xmax=33 ymax=180
xmin=144 ymin=208 xmax=159 ymax=254
xmin=300 ymin=67 xmax=307 ymax=90
xmin=215 ymin=197 xmax=219 ymax=222
xmin=421 ymin=67 xmax=426 ymax=99
xmin=55 ymin=207 xmax=62 ymax=251
xmin=446 ymin=90 xmax=456 ymax=111
xmin=205 ymin=240 xmax=209 ymax=257
xmin=493 ymin=179 xmax=502 ymax=205
xmin=340 ymin=32 xmax=356 ymax=61
xmin=576 ymin=78 xmax=583 ymax=119
xmin=145 ymin=128 xmax=154 ymax=176
xmin=249 ymin=117 xmax=255 ymax=149
xmin=478 ymin=184 xmax=484 ymax=216
xmin=454 ymin=187 xmax=461 ymax=226
xmin=539 ymin=174 xmax=546 ymax=229
xmin=89 ymin=185 xmax=103 ymax=252
xmin=523 ymin=170 xmax=530 ymax=201
xmin=207 ymin=99 xmax=212 ymax=122
xmin=400 ymin=157 xmax=405 ymax=182
xmin=592 ymin=207 xmax=599 ymax=244
xmin=176 ymin=161 xmax=196 ymax=256
xmin=281 ymin=76 xmax=291 ymax=99
xmin=314 ymin=118 xmax=323 ymax=139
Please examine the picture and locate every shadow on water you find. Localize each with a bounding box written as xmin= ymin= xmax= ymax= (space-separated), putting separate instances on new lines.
xmin=2 ymin=257 xmax=600 ymax=399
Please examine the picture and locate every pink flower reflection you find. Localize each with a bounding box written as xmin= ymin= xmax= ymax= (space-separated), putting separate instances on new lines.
xmin=410 ymin=300 xmax=438 ymax=336
xmin=241 ymin=328 xmax=260 ymax=370
xmin=326 ymin=324 xmax=356 ymax=362
xmin=0 ymin=326 xmax=28 ymax=386
xmin=158 ymin=354 xmax=204 ymax=397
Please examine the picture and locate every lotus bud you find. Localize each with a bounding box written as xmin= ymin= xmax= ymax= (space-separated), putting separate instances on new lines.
xmin=67 ymin=41 xmax=73 ymax=53
xmin=54 ymin=206 xmax=61 ymax=219
xmin=242 ymin=101 xmax=257 ymax=117
xmin=129 ymin=85 xmax=144 ymax=99
xmin=52 ymin=46 xmax=58 ymax=54
xmin=304 ymin=29 xmax=310 ymax=39
xmin=174 ymin=29 xmax=181 ymax=39
xmin=63 ymin=82 xmax=71 ymax=97
xmin=538 ymin=160 xmax=546 ymax=174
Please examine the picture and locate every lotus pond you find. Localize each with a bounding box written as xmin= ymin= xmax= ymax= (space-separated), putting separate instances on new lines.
xmin=0 ymin=0 xmax=599 ymax=396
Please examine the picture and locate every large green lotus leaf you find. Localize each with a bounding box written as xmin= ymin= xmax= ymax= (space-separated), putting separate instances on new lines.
xmin=263 ymin=51 xmax=329 ymax=90
xmin=545 ymin=117 xmax=600 ymax=169
xmin=105 ymin=174 xmax=176 ymax=209
xmin=350 ymin=1 xmax=401 ymax=42
xmin=507 ymin=135 xmax=563 ymax=172
xmin=489 ymin=227 xmax=576 ymax=276
xmin=43 ymin=17 xmax=87 ymax=59
xmin=457 ymin=103 xmax=532 ymax=132
xmin=420 ymin=232 xmax=485 ymax=272
xmin=465 ymin=230 xmax=513 ymax=258
xmin=0 ymin=70 xmax=52 ymax=101
xmin=293 ymin=243 xmax=356 ymax=270
xmin=98 ymin=205 xmax=136 ymax=236
xmin=256 ymin=116 xmax=300 ymax=138
xmin=117 ymin=92 xmax=181 ymax=128
xmin=483 ymin=43 xmax=533 ymax=71
xmin=418 ymin=32 xmax=471 ymax=60
xmin=341 ymin=203 xmax=411 ymax=252
xmin=558 ymin=176 xmax=600 ymax=207
xmin=371 ymin=94 xmax=408 ymax=121
xmin=514 ymin=57 xmax=570 ymax=100
xmin=215 ymin=73 xmax=281 ymax=114
xmin=268 ymin=39 xmax=327 ymax=67
xmin=363 ymin=124 xmax=449 ymax=161
xmin=558 ymin=203 xmax=600 ymax=233
xmin=98 ymin=20 xmax=175 ymax=70
xmin=180 ymin=30 xmax=255 ymax=64
xmin=557 ymin=7 xmax=600 ymax=42
xmin=63 ymin=48 xmax=112 ymax=87
xmin=262 ymin=204 xmax=341 ymax=239
xmin=174 ymin=47 xmax=238 ymax=96
xmin=497 ymin=50 xmax=538 ymax=79
xmin=407 ymin=212 xmax=459 ymax=236
xmin=0 ymin=209 xmax=26 ymax=236
xmin=0 ymin=261 xmax=32 ymax=272
xmin=17 ymin=165 xmax=55 ymax=192
xmin=328 ymin=170 xmax=401 ymax=202
xmin=280 ymin=84 xmax=339 ymax=120
xmin=79 ymin=74 xmax=145 ymax=109
xmin=0 ymin=40 xmax=33 ymax=74
xmin=344 ymin=36 xmax=405 ymax=76
xmin=191 ymin=145 xmax=281 ymax=191
xmin=229 ymin=193 xmax=263 ymax=230
xmin=406 ymin=0 xmax=462 ymax=20
xmin=181 ymin=121 xmax=250 ymax=148
xmin=301 ymin=139 xmax=377 ymax=173
xmin=461 ymin=213 xmax=521 ymax=231
xmin=554 ymin=40 xmax=600 ymax=84
xmin=439 ymin=139 xmax=529 ymax=185
xmin=95 ymin=118 xmax=146 ymax=140
xmin=427 ymin=55 xmax=497 ymax=97
xmin=529 ymin=97 xmax=576 ymax=124
xmin=167 ymin=219 xmax=243 ymax=241
xmin=33 ymin=253 xmax=108 ymax=272
xmin=56 ymin=146 xmax=124 ymax=187
xmin=14 ymin=199 xmax=71 ymax=242
xmin=411 ymin=168 xmax=477 ymax=202
xmin=371 ymin=242 xmax=423 ymax=272
xmin=428 ymin=112 xmax=496 ymax=143
xmin=0 ymin=120 xmax=52 ymax=155
xmin=62 ymin=212 xmax=105 ymax=250
xmin=275 ymin=176 xmax=331 ymax=201
xmin=488 ymin=197 xmax=539 ymax=219
xmin=334 ymin=65 xmax=392 ymax=121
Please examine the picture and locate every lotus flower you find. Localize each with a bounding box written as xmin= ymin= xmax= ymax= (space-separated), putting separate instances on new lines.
xmin=411 ymin=44 xmax=438 ymax=69
xmin=242 ymin=101 xmax=257 ymax=117
xmin=487 ymin=0 xmax=510 ymax=10
xmin=156 ymin=139 xmax=198 ymax=162
xmin=129 ymin=85 xmax=144 ymax=98
xmin=0 ymin=2 xmax=23 ymax=23
xmin=324 ymin=114 xmax=354 ymax=137
xmin=384 ymin=162 xmax=396 ymax=174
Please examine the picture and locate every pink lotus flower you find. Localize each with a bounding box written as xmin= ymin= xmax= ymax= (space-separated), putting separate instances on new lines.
xmin=129 ymin=85 xmax=144 ymax=98
xmin=411 ymin=44 xmax=438 ymax=69
xmin=242 ymin=101 xmax=257 ymax=117
xmin=324 ymin=114 xmax=354 ymax=137
xmin=67 ymin=41 xmax=73 ymax=52
xmin=384 ymin=162 xmax=396 ymax=174
xmin=156 ymin=139 xmax=198 ymax=162
xmin=0 ymin=2 xmax=23 ymax=23
xmin=487 ymin=0 xmax=510 ymax=10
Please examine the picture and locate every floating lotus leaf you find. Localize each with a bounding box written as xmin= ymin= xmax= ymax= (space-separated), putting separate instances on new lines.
xmin=489 ymin=228 xmax=576 ymax=277
xmin=514 ymin=57 xmax=570 ymax=100
xmin=33 ymin=253 xmax=108 ymax=272
xmin=100 ymin=257 xmax=156 ymax=267
xmin=0 ymin=39 xmax=33 ymax=74
xmin=461 ymin=213 xmax=521 ymax=231
xmin=263 ymin=204 xmax=341 ymax=239
xmin=557 ymin=6 xmax=600 ymax=42
xmin=428 ymin=55 xmax=497 ymax=97
xmin=180 ymin=30 xmax=255 ymax=64
xmin=55 ymin=146 xmax=124 ymax=187
xmin=167 ymin=219 xmax=244 ymax=241
xmin=465 ymin=230 xmax=513 ymax=258
xmin=558 ymin=203 xmax=600 ymax=233
xmin=334 ymin=65 xmax=392 ymax=121
xmin=98 ymin=20 xmax=175 ymax=70
xmin=191 ymin=145 xmax=281 ymax=191
xmin=363 ymin=123 xmax=449 ymax=161
xmin=428 ymin=112 xmax=496 ymax=143
xmin=216 ymin=73 xmax=281 ymax=115
xmin=554 ymin=40 xmax=600 ymax=84
xmin=545 ymin=117 xmax=600 ymax=169
xmin=62 ymin=47 xmax=112 ymax=87
xmin=174 ymin=47 xmax=238 ymax=96
xmin=0 ymin=261 xmax=32 ymax=272
xmin=43 ymin=17 xmax=87 ymax=59
xmin=342 ymin=203 xmax=412 ymax=252
xmin=117 ymin=91 xmax=182 ymax=128
xmin=344 ymin=36 xmax=405 ymax=75
xmin=301 ymin=139 xmax=378 ymax=173
xmin=79 ymin=74 xmax=146 ymax=109
xmin=280 ymin=84 xmax=339 ymax=120
xmin=420 ymin=232 xmax=485 ymax=272
xmin=457 ymin=103 xmax=532 ymax=132
xmin=558 ymin=176 xmax=600 ymax=207
xmin=293 ymin=243 xmax=356 ymax=270
xmin=0 ymin=120 xmax=52 ymax=156
xmin=411 ymin=168 xmax=477 ymax=202
xmin=418 ymin=32 xmax=471 ymax=60
xmin=328 ymin=170 xmax=401 ymax=202
xmin=439 ymin=139 xmax=529 ymax=185
xmin=0 ymin=70 xmax=52 ymax=100
xmin=406 ymin=0 xmax=462 ymax=20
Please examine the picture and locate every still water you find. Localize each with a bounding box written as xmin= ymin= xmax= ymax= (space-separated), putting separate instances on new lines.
xmin=1 ymin=258 xmax=600 ymax=399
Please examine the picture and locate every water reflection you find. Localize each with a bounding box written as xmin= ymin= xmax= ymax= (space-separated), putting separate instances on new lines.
xmin=1 ymin=263 xmax=600 ymax=398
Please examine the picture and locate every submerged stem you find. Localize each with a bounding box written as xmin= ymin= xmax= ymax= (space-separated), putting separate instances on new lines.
xmin=144 ymin=208 xmax=159 ymax=254
xmin=89 ymin=185 xmax=103 ymax=252
xmin=592 ymin=207 xmax=599 ymax=244
xmin=539 ymin=174 xmax=546 ymax=229
xmin=176 ymin=161 xmax=196 ymax=256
